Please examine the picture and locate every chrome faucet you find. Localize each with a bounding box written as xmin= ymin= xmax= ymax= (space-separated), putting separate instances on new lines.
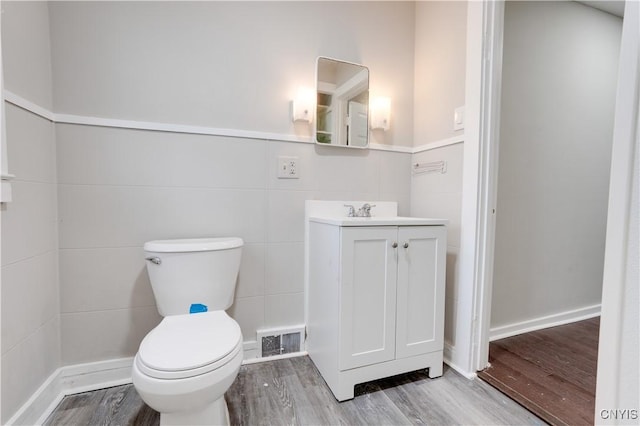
xmin=345 ymin=203 xmax=376 ymax=217
xmin=357 ymin=203 xmax=376 ymax=217
xmin=344 ymin=204 xmax=356 ymax=217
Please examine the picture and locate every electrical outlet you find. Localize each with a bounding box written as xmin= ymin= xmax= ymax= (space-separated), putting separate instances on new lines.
xmin=277 ymin=156 xmax=299 ymax=179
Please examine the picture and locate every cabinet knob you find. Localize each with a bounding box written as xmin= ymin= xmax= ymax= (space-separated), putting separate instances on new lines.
xmin=403 ymin=242 xmax=409 ymax=248
xmin=392 ymin=242 xmax=398 ymax=248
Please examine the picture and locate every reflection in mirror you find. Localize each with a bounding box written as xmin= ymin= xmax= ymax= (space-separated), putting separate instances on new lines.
xmin=316 ymin=57 xmax=369 ymax=148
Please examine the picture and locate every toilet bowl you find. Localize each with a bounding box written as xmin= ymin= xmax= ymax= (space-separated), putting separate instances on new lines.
xmin=133 ymin=237 xmax=244 ymax=425
xmin=132 ymin=311 xmax=242 ymax=425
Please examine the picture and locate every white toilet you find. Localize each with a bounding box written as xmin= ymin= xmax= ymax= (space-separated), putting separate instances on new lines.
xmin=132 ymin=237 xmax=244 ymax=425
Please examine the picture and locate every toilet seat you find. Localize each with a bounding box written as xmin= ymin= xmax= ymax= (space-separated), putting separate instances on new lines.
xmin=136 ymin=311 xmax=242 ymax=380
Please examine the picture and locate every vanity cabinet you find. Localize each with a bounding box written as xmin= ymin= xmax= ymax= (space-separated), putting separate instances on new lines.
xmin=308 ymin=219 xmax=446 ymax=401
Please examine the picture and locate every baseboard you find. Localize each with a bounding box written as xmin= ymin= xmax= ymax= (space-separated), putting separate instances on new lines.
xmin=489 ymin=304 xmax=601 ymax=342
xmin=443 ymin=342 xmax=477 ymax=380
xmin=243 ymin=351 xmax=308 ymax=365
xmin=7 ymin=357 xmax=134 ymax=426
xmin=7 ymin=341 xmax=295 ymax=425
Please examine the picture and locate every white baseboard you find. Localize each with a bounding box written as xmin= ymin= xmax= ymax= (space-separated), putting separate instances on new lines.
xmin=489 ymin=304 xmax=601 ymax=342
xmin=443 ymin=342 xmax=477 ymax=380
xmin=7 ymin=357 xmax=134 ymax=426
xmin=6 ymin=342 xmax=292 ymax=425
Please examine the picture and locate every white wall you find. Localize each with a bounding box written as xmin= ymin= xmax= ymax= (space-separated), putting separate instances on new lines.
xmin=49 ymin=1 xmax=415 ymax=148
xmin=50 ymin=1 xmax=414 ymax=366
xmin=0 ymin=2 xmax=59 ymax=422
xmin=491 ymin=2 xmax=622 ymax=330
xmin=413 ymin=1 xmax=467 ymax=145
xmin=411 ymin=1 xmax=467 ymax=356
xmin=1 ymin=1 xmax=52 ymax=110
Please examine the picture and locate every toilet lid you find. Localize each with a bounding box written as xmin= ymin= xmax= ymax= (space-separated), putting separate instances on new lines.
xmin=137 ymin=311 xmax=242 ymax=375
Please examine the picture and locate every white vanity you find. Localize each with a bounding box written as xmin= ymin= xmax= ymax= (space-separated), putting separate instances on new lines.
xmin=305 ymin=201 xmax=447 ymax=401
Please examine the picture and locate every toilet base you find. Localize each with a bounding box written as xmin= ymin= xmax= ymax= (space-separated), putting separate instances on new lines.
xmin=160 ymin=396 xmax=229 ymax=426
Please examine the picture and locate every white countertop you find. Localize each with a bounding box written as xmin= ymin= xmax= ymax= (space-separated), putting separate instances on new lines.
xmin=309 ymin=216 xmax=448 ymax=227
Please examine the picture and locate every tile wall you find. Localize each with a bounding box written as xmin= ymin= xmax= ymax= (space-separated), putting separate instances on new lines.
xmin=56 ymin=123 xmax=412 ymax=364
xmin=410 ymin=143 xmax=464 ymax=348
xmin=1 ymin=104 xmax=60 ymax=422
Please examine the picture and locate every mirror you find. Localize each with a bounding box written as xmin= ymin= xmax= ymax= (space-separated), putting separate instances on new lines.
xmin=315 ymin=57 xmax=369 ymax=148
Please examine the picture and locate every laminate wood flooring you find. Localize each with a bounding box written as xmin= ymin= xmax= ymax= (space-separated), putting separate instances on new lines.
xmin=45 ymin=356 xmax=544 ymax=425
xmin=477 ymin=317 xmax=600 ymax=426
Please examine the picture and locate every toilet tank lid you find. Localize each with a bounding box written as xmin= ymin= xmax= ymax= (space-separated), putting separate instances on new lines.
xmin=144 ymin=237 xmax=243 ymax=253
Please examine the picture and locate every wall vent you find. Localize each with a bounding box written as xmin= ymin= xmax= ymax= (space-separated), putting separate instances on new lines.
xmin=256 ymin=325 xmax=305 ymax=358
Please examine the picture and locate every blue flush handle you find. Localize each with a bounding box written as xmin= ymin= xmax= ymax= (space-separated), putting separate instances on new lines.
xmin=189 ymin=303 xmax=208 ymax=314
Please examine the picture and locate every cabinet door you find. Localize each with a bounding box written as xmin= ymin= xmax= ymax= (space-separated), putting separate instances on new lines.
xmin=339 ymin=227 xmax=397 ymax=370
xmin=396 ymin=226 xmax=447 ymax=359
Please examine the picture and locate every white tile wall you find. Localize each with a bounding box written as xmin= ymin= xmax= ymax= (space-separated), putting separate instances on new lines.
xmin=265 ymin=242 xmax=305 ymax=295
xmin=58 ymin=186 xmax=268 ymax=248
xmin=410 ymin=143 xmax=464 ymax=348
xmin=59 ymin=247 xmax=155 ymax=313
xmin=1 ymin=317 xmax=60 ymax=423
xmin=1 ymin=105 xmax=59 ymax=423
xmin=56 ymin=125 xmax=268 ymax=189
xmin=5 ymin=104 xmax=56 ymax=182
xmin=264 ymin=292 xmax=305 ymax=328
xmin=2 ymin=251 xmax=58 ymax=354
xmin=266 ymin=190 xmax=312 ymax=243
xmin=2 ymin=181 xmax=57 ymax=264
xmin=60 ymin=306 xmax=161 ymax=365
xmin=56 ymin=124 xmax=412 ymax=364
xmin=236 ymin=243 xmax=266 ymax=299
xmin=227 ymin=296 xmax=265 ymax=342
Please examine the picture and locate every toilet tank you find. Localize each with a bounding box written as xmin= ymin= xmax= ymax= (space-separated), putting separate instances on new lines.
xmin=144 ymin=237 xmax=243 ymax=316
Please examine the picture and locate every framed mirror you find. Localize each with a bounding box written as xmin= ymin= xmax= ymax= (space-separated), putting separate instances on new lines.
xmin=315 ymin=57 xmax=369 ymax=148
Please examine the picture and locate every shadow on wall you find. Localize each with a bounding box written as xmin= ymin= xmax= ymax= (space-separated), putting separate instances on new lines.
xmin=125 ymin=268 xmax=161 ymax=358
xmin=444 ymin=250 xmax=458 ymax=348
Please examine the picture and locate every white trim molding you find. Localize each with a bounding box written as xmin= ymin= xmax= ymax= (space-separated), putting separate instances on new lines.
xmin=3 ymin=90 xmax=55 ymax=122
xmin=489 ymin=304 xmax=601 ymax=342
xmin=413 ymin=135 xmax=464 ymax=154
xmin=469 ymin=0 xmax=505 ymax=374
xmin=7 ymin=358 xmax=134 ymax=426
xmin=4 ymin=90 xmax=417 ymax=154
xmin=369 ymin=142 xmax=413 ymax=153
xmin=54 ymin=112 xmax=315 ymax=144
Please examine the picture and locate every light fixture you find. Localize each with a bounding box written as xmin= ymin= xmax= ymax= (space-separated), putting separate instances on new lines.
xmin=292 ymin=87 xmax=315 ymax=123
xmin=370 ymin=97 xmax=391 ymax=131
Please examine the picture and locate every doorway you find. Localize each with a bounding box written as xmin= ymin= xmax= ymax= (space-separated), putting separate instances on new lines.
xmin=477 ymin=1 xmax=623 ymax=423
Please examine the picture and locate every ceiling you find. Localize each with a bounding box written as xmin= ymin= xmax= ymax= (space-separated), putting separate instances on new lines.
xmin=576 ymin=1 xmax=625 ymax=18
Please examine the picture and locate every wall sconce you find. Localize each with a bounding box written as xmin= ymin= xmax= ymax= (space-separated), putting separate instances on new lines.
xmin=370 ymin=97 xmax=391 ymax=131
xmin=292 ymin=87 xmax=315 ymax=123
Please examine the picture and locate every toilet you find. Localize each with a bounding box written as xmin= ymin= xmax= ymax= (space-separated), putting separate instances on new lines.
xmin=132 ymin=237 xmax=244 ymax=425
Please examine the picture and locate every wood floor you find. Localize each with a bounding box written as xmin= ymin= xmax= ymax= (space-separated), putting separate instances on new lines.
xmin=45 ymin=356 xmax=544 ymax=425
xmin=477 ymin=317 xmax=600 ymax=426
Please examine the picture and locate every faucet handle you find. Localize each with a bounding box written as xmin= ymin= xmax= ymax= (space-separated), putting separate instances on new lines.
xmin=344 ymin=204 xmax=356 ymax=217
xmin=360 ymin=203 xmax=376 ymax=217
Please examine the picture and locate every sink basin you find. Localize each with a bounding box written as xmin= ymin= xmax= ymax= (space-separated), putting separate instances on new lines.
xmin=308 ymin=216 xmax=448 ymax=227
